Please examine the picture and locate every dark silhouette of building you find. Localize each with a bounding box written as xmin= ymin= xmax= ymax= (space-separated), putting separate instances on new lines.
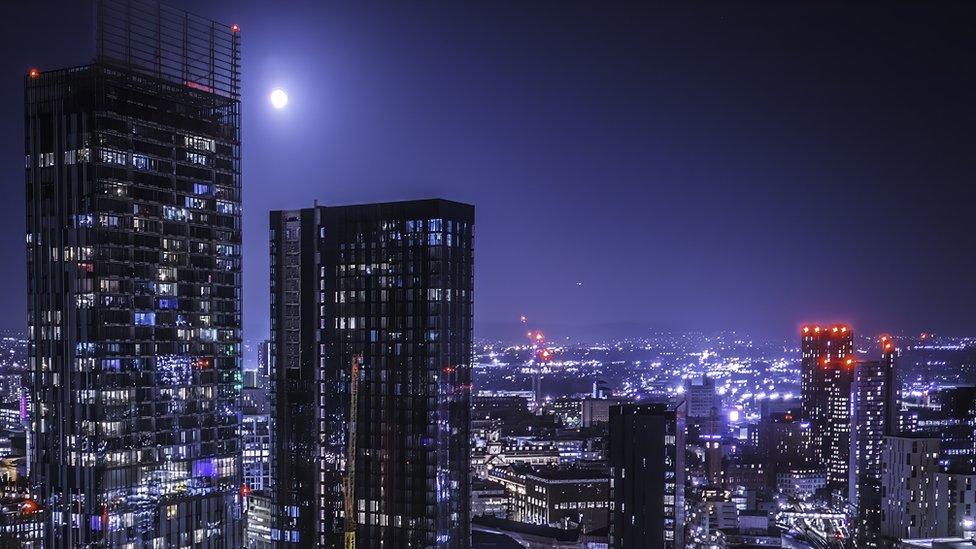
xmin=24 ymin=0 xmax=242 ymax=545
xmin=757 ymin=409 xmax=811 ymax=489
xmin=916 ymin=386 xmax=976 ymax=474
xmin=849 ymin=336 xmax=898 ymax=547
xmin=269 ymin=200 xmax=473 ymax=547
xmin=800 ymin=324 xmax=854 ymax=494
xmin=609 ymin=402 xmax=686 ymax=549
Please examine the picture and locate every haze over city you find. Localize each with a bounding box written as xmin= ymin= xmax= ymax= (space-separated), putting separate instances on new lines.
xmin=1 ymin=1 xmax=975 ymax=341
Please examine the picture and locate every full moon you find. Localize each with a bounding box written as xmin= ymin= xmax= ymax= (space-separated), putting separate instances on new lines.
xmin=270 ymin=89 xmax=288 ymax=109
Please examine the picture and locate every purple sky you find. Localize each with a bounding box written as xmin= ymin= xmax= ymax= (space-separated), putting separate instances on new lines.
xmin=2 ymin=1 xmax=975 ymax=341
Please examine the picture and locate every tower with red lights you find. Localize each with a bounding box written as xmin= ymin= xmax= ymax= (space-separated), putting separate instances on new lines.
xmin=800 ymin=324 xmax=854 ymax=494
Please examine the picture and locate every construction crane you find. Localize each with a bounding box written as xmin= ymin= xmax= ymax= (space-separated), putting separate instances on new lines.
xmin=344 ymin=355 xmax=361 ymax=549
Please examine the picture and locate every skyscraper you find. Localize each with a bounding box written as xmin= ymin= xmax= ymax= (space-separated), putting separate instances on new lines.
xmin=800 ymin=324 xmax=854 ymax=494
xmin=24 ymin=1 xmax=243 ymax=545
xmin=849 ymin=336 xmax=898 ymax=547
xmin=269 ymin=200 xmax=473 ymax=548
xmin=609 ymin=402 xmax=686 ymax=549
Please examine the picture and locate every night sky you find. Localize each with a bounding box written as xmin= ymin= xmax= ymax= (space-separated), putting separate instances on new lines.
xmin=2 ymin=1 xmax=974 ymax=341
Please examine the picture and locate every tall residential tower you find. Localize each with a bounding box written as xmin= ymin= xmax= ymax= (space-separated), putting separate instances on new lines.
xmin=25 ymin=1 xmax=242 ymax=545
xmin=849 ymin=337 xmax=898 ymax=547
xmin=269 ymin=200 xmax=473 ymax=547
xmin=800 ymin=324 xmax=854 ymax=495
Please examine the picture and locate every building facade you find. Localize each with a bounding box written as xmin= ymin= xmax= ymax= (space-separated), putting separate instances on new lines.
xmin=269 ymin=200 xmax=473 ymax=547
xmin=849 ymin=338 xmax=898 ymax=547
xmin=488 ymin=464 xmax=609 ymax=532
xmin=609 ymin=402 xmax=686 ymax=549
xmin=25 ymin=1 xmax=243 ymax=545
xmin=881 ymin=436 xmax=941 ymax=543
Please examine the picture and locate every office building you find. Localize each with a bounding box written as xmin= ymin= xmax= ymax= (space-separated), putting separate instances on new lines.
xmin=800 ymin=324 xmax=854 ymax=494
xmin=685 ymin=375 xmax=720 ymax=419
xmin=25 ymin=1 xmax=242 ymax=545
xmin=269 ymin=200 xmax=473 ymax=547
xmin=609 ymin=402 xmax=686 ymax=549
xmin=850 ymin=337 xmax=898 ymax=546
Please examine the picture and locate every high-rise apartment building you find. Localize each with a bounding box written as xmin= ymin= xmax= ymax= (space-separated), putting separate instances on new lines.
xmin=269 ymin=200 xmax=473 ymax=547
xmin=880 ymin=436 xmax=941 ymax=542
xmin=800 ymin=324 xmax=854 ymax=494
xmin=849 ymin=337 xmax=898 ymax=547
xmin=609 ymin=402 xmax=686 ymax=549
xmin=24 ymin=1 xmax=243 ymax=545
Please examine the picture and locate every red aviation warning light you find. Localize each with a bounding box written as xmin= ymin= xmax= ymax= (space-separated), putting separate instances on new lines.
xmin=534 ymin=332 xmax=545 ymax=343
xmin=231 ymin=24 xmax=240 ymax=33
xmin=240 ymin=484 xmax=251 ymax=498
xmin=537 ymin=348 xmax=554 ymax=362
xmin=21 ymin=499 xmax=38 ymax=515
xmin=28 ymin=68 xmax=39 ymax=78
xmin=880 ymin=334 xmax=895 ymax=352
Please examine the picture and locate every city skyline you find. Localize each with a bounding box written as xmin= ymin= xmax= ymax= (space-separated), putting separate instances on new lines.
xmin=6 ymin=2 xmax=976 ymax=546
xmin=1 ymin=1 xmax=976 ymax=341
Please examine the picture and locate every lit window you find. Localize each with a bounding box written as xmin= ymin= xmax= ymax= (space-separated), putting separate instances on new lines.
xmin=134 ymin=312 xmax=156 ymax=326
xmin=100 ymin=149 xmax=127 ymax=165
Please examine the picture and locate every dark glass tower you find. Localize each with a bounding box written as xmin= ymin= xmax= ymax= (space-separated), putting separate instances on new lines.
xmin=609 ymin=402 xmax=686 ymax=549
xmin=849 ymin=337 xmax=897 ymax=547
xmin=269 ymin=200 xmax=473 ymax=548
xmin=25 ymin=1 xmax=243 ymax=545
xmin=799 ymin=324 xmax=854 ymax=494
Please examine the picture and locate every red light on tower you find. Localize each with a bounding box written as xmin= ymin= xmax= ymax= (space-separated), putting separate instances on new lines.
xmin=880 ymin=334 xmax=895 ymax=352
xmin=231 ymin=24 xmax=240 ymax=33
xmin=802 ymin=326 xmax=810 ymax=334
xmin=21 ymin=499 xmax=38 ymax=515
xmin=535 ymin=332 xmax=545 ymax=343
xmin=537 ymin=348 xmax=554 ymax=362
xmin=28 ymin=68 xmax=39 ymax=78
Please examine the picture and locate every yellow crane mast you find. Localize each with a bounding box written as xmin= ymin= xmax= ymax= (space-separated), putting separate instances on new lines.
xmin=344 ymin=355 xmax=361 ymax=549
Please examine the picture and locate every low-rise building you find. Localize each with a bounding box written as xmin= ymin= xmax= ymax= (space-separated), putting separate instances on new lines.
xmin=489 ymin=464 xmax=610 ymax=532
